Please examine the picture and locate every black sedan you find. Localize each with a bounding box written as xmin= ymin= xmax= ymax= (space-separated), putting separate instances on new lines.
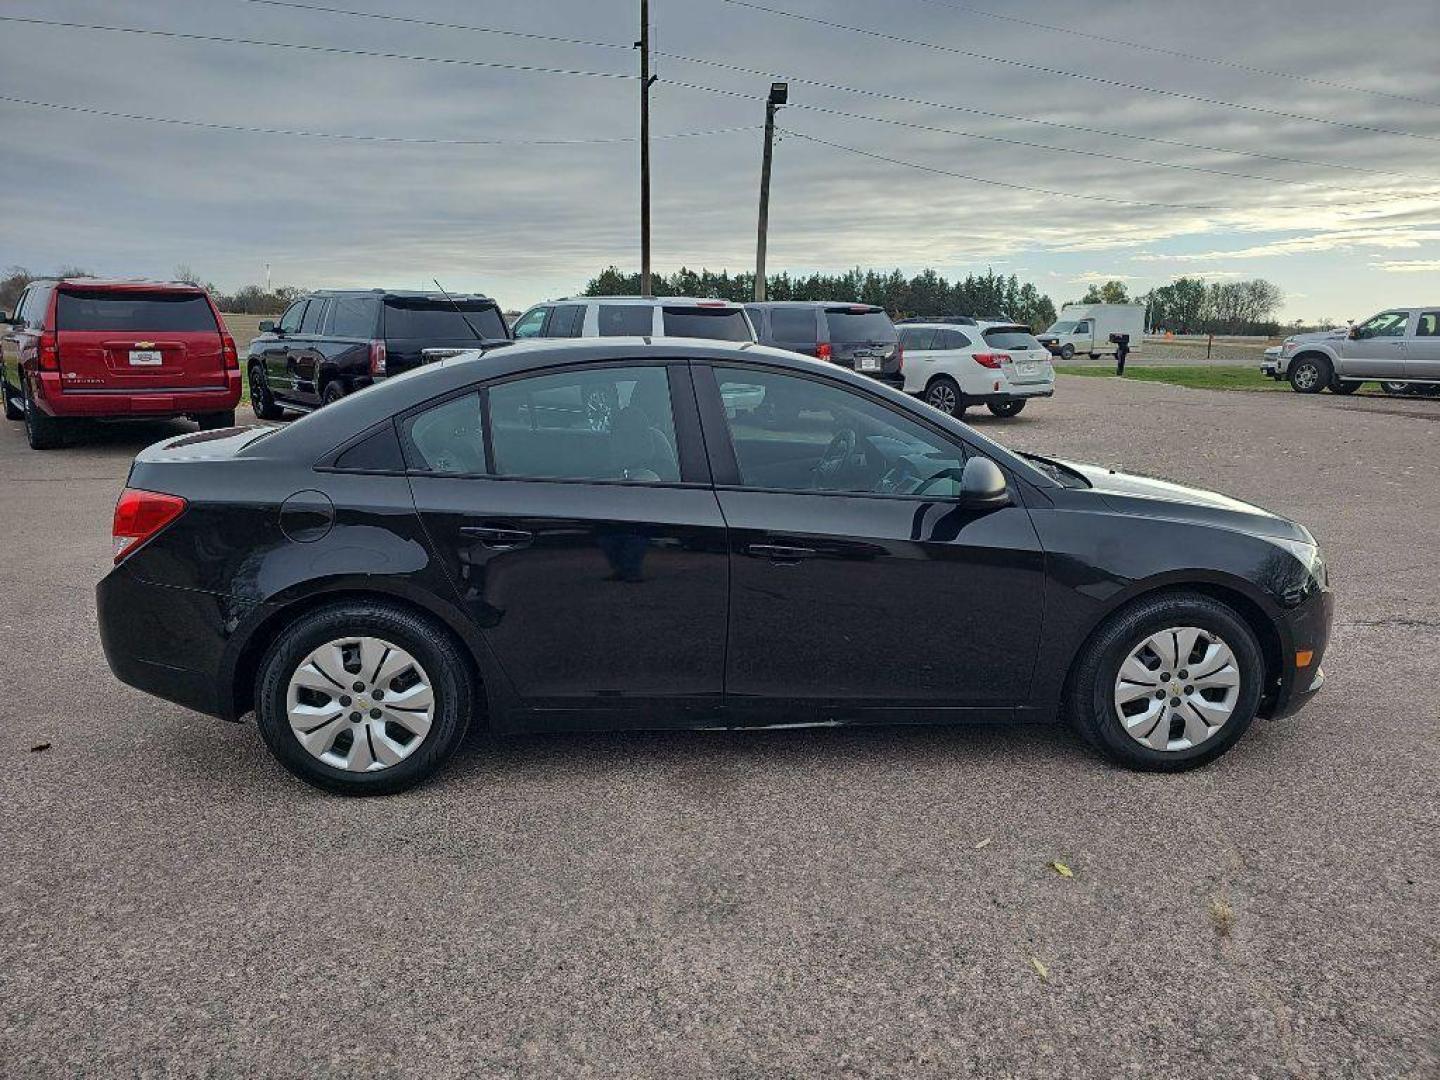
xmin=98 ymin=339 xmax=1332 ymax=794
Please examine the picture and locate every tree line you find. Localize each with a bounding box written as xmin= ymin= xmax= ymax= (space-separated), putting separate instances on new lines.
xmin=1072 ymin=277 xmax=1293 ymax=336
xmin=584 ymin=266 xmax=1059 ymax=332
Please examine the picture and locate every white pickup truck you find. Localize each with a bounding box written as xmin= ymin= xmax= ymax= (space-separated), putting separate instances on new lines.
xmin=1037 ymin=304 xmax=1146 ymax=360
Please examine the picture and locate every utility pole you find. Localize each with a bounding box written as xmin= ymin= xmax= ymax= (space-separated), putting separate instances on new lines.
xmin=637 ymin=0 xmax=654 ymax=297
xmin=754 ymin=82 xmax=788 ymax=302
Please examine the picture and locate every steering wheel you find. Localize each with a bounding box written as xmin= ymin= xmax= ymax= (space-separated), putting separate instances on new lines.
xmin=810 ymin=428 xmax=858 ymax=489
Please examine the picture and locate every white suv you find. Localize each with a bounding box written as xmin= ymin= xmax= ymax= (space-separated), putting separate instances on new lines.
xmin=898 ymin=320 xmax=1055 ymax=418
xmin=511 ymin=296 xmax=755 ymax=342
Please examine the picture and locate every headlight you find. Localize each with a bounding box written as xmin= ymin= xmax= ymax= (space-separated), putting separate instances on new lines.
xmin=1267 ymin=536 xmax=1327 ymax=599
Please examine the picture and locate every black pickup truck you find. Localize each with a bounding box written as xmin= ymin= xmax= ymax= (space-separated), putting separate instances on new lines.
xmin=246 ymin=289 xmax=510 ymax=419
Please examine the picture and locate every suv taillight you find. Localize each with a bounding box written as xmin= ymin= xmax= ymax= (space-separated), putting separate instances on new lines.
xmin=816 ymin=342 xmax=833 ymax=361
xmin=112 ymin=488 xmax=187 ymax=563
xmin=973 ymin=352 xmax=1009 ymax=369
xmin=369 ymin=340 xmax=387 ymax=377
xmin=220 ymin=333 xmax=239 ymax=370
xmin=38 ymin=331 xmax=59 ymax=371
xmin=895 ymin=343 xmax=904 ymax=372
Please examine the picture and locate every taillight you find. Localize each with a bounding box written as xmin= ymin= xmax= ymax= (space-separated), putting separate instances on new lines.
xmin=369 ymin=340 xmax=387 ymax=377
xmin=973 ymin=352 xmax=1009 ymax=369
xmin=220 ymin=333 xmax=239 ymax=370
xmin=112 ymin=488 xmax=187 ymax=563
xmin=816 ymin=342 xmax=833 ymax=361
xmin=895 ymin=343 xmax=904 ymax=372
xmin=38 ymin=331 xmax=59 ymax=371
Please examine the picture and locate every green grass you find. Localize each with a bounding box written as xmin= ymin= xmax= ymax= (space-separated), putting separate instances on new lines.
xmin=1060 ymin=365 xmax=1287 ymax=392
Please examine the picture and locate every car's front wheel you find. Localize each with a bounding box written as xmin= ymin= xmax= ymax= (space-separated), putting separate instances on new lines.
xmin=987 ymin=399 xmax=1026 ymax=418
xmin=924 ymin=376 xmax=963 ymax=416
xmin=255 ymin=602 xmax=474 ymax=795
xmin=1059 ymin=344 xmax=1075 ymax=360
xmin=249 ymin=362 xmax=285 ymax=421
xmin=1288 ymin=355 xmax=1330 ymax=393
xmin=1066 ymin=592 xmax=1264 ymax=771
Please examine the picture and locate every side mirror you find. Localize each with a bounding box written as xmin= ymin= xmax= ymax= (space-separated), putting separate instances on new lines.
xmin=959 ymin=457 xmax=1010 ymax=509
xmin=258 ymin=320 xmax=276 ymax=333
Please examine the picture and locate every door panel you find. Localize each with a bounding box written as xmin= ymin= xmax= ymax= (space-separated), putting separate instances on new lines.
xmin=266 ymin=300 xmax=307 ymax=394
xmin=1406 ymin=311 xmax=1440 ymax=379
xmin=1339 ymin=310 xmax=1409 ymax=378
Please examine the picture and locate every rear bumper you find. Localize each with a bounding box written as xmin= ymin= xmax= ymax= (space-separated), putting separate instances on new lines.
xmin=34 ymin=370 xmax=242 ymax=418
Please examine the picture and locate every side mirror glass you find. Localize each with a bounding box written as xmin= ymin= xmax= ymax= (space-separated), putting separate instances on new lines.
xmin=258 ymin=320 xmax=276 ymax=333
xmin=959 ymin=457 xmax=1010 ymax=508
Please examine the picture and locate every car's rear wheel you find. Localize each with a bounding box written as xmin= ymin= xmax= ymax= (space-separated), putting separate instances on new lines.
xmin=1380 ymin=380 xmax=1409 ymax=395
xmin=1330 ymin=379 xmax=1361 ymax=395
xmin=1088 ymin=352 xmax=1100 ymax=360
xmin=1059 ymin=344 xmax=1075 ymax=360
xmin=1066 ymin=592 xmax=1264 ymax=771
xmin=1288 ymin=355 xmax=1330 ymax=393
xmin=21 ymin=379 xmax=65 ymax=449
xmin=255 ymin=602 xmax=473 ymax=795
xmin=924 ymin=376 xmax=962 ymax=416
xmin=249 ymin=362 xmax=284 ymax=421
xmin=987 ymin=399 xmax=1026 ymax=418
xmin=321 ymin=380 xmax=345 ymax=407
xmin=2 ymin=374 xmax=23 ymax=421
xmin=198 ymin=410 xmax=236 ymax=430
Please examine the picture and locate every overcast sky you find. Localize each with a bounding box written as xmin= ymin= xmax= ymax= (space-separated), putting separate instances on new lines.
xmin=2 ymin=0 xmax=1437 ymax=320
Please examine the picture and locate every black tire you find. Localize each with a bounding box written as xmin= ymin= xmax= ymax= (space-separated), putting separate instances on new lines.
xmin=21 ymin=379 xmax=65 ymax=449
xmin=923 ymin=375 xmax=963 ymax=416
xmin=987 ymin=399 xmax=1026 ymax=418
xmin=1288 ymin=354 xmax=1330 ymax=394
xmin=249 ymin=362 xmax=284 ymax=421
xmin=321 ymin=380 xmax=345 ymax=407
xmin=1059 ymin=344 xmax=1075 ymax=360
xmin=255 ymin=601 xmax=474 ymax=796
xmin=1379 ymin=381 xmax=1409 ymax=395
xmin=1329 ymin=379 xmax=1361 ymax=395
xmin=2 ymin=374 xmax=23 ymax=421
xmin=1088 ymin=352 xmax=1100 ymax=360
xmin=198 ymin=410 xmax=236 ymax=430
xmin=1065 ymin=591 xmax=1265 ymax=772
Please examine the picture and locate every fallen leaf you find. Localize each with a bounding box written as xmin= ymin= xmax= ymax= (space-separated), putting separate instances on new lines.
xmin=1030 ymin=956 xmax=1049 ymax=980
xmin=29 ymin=742 xmax=51 ymax=753
xmin=1050 ymin=861 xmax=1073 ymax=878
xmin=974 ymin=837 xmax=993 ymax=850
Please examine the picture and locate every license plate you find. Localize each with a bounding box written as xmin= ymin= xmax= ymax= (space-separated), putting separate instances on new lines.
xmin=1017 ymin=362 xmax=1040 ymax=376
xmin=129 ymin=350 xmax=162 ymax=366
xmin=857 ymin=356 xmax=880 ymax=372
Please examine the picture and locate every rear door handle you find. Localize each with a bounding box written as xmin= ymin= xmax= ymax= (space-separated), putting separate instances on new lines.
xmin=748 ymin=542 xmax=816 ymax=562
xmin=460 ymin=525 xmax=533 ymax=549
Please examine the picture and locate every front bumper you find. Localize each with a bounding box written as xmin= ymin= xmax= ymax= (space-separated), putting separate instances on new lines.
xmin=1265 ymin=586 xmax=1333 ymax=720
xmin=35 ymin=370 xmax=243 ymax=418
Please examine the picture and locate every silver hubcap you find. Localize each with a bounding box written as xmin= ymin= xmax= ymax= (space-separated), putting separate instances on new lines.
xmin=1293 ymin=364 xmax=1318 ymax=389
xmin=928 ymin=383 xmax=957 ymax=413
xmin=286 ymin=636 xmax=435 ymax=772
xmin=1113 ymin=626 xmax=1240 ymax=752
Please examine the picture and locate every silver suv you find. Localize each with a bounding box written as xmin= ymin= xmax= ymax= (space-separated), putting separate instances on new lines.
xmin=511 ymin=296 xmax=755 ymax=342
xmin=1266 ymin=307 xmax=1440 ymax=394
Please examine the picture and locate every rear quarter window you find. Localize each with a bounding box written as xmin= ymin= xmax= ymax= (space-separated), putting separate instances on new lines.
xmin=982 ymin=327 xmax=1043 ymax=350
xmin=662 ymin=307 xmax=752 ymax=341
xmin=56 ymin=290 xmax=218 ymax=333
xmin=824 ymin=310 xmax=896 ymax=343
xmin=598 ymin=305 xmax=655 ymax=336
xmin=326 ymin=297 xmax=379 ymax=338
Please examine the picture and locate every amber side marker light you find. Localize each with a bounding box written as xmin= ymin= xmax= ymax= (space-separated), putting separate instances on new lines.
xmin=1295 ymin=649 xmax=1315 ymax=668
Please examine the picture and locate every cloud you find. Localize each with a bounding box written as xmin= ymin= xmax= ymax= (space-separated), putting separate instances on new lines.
xmin=1371 ymin=258 xmax=1440 ymax=273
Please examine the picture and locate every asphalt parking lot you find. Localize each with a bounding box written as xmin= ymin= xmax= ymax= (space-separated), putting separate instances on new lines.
xmin=2 ymin=377 xmax=1436 ymax=1078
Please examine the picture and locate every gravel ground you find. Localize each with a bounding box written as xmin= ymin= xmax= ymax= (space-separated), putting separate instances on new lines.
xmin=1 ymin=378 xmax=1436 ymax=1078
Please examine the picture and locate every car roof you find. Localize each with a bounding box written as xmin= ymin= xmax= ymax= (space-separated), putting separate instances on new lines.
xmin=546 ymin=296 xmax=747 ymax=307
xmin=309 ymin=289 xmax=497 ymax=302
xmin=748 ymin=301 xmax=887 ymax=312
xmin=38 ymin=277 xmax=208 ymax=293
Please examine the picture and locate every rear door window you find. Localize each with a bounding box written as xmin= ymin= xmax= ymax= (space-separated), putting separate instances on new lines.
xmin=981 ymin=327 xmax=1040 ymax=350
xmin=598 ymin=305 xmax=656 ymax=336
xmin=544 ymin=304 xmax=585 ymax=338
xmin=936 ymin=329 xmax=972 ymax=350
xmin=383 ymin=300 xmax=507 ymax=340
xmin=900 ymin=328 xmax=935 ymax=351
xmin=768 ymin=307 xmax=818 ymax=342
xmin=662 ymin=307 xmax=752 ymax=341
xmin=300 ymin=298 xmax=329 ymax=335
xmin=824 ymin=310 xmax=895 ymax=343
xmin=325 ymin=297 xmax=378 ymax=338
xmin=55 ymin=290 xmax=218 ymax=333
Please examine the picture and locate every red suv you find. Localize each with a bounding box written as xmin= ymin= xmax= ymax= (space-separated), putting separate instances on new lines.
xmin=2 ymin=278 xmax=241 ymax=449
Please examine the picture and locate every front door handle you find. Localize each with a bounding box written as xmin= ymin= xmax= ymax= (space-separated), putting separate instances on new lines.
xmin=460 ymin=525 xmax=533 ymax=550
xmin=748 ymin=542 xmax=816 ymax=562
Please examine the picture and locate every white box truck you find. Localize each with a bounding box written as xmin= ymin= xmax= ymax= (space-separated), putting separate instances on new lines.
xmin=1038 ymin=304 xmax=1145 ymax=360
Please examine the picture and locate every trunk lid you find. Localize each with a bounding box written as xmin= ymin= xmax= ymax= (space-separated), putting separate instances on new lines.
xmin=55 ymin=287 xmax=225 ymax=392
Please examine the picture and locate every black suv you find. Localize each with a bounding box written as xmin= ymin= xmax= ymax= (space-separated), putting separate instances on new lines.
xmin=246 ymin=289 xmax=509 ymax=419
xmin=745 ymin=302 xmax=902 ymax=388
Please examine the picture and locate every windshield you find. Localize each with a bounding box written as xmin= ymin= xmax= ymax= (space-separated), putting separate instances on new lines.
xmin=825 ymin=310 xmax=896 ymax=342
xmin=1046 ymin=320 xmax=1077 ymax=335
xmin=383 ymin=300 xmax=506 ymax=340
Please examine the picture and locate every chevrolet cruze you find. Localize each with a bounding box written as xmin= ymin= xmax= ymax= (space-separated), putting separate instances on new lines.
xmin=97 ymin=339 xmax=1332 ymax=794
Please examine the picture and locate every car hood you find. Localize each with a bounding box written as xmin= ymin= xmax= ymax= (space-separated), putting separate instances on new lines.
xmin=1287 ymin=329 xmax=1346 ymax=344
xmin=1057 ymin=460 xmax=1314 ymax=544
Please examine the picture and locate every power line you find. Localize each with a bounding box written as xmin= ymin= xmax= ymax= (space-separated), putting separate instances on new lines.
xmin=777 ymin=126 xmax=1317 ymax=211
xmin=0 ymin=15 xmax=636 ymax=81
xmin=711 ymin=0 xmax=1438 ymax=143
xmin=657 ymin=68 xmax=1440 ymax=183
xmin=909 ymin=0 xmax=1440 ymax=109
xmin=0 ymin=94 xmax=758 ymax=146
xmin=230 ymin=0 xmax=631 ymax=51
